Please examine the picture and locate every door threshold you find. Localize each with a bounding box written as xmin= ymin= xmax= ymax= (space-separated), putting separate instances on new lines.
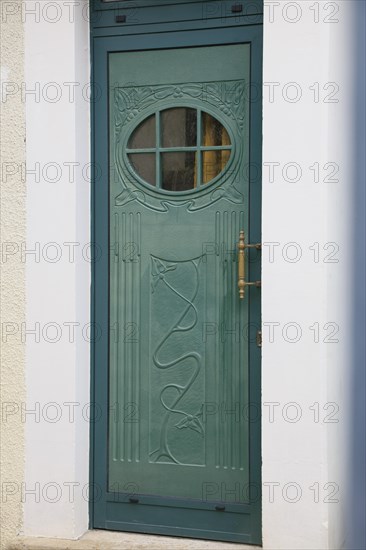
xmin=9 ymin=530 xmax=260 ymax=549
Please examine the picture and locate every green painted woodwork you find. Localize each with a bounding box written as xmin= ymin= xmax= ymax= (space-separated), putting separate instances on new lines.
xmin=91 ymin=9 xmax=262 ymax=544
xmin=109 ymin=44 xmax=250 ymax=501
xmin=90 ymin=0 xmax=263 ymax=37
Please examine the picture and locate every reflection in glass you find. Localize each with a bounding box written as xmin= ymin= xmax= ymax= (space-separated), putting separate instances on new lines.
xmin=202 ymin=150 xmax=231 ymax=184
xmin=161 ymin=108 xmax=197 ymax=147
xmin=127 ymin=109 xmax=232 ymax=189
xmin=128 ymin=115 xmax=156 ymax=149
xmin=161 ymin=152 xmax=196 ymax=191
xmin=128 ymin=154 xmax=156 ymax=186
xmin=202 ymin=112 xmax=230 ymax=147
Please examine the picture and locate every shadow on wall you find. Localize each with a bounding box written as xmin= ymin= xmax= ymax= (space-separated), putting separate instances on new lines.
xmin=348 ymin=2 xmax=366 ymax=549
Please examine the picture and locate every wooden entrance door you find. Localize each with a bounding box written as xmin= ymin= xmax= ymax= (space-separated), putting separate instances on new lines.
xmin=92 ymin=8 xmax=262 ymax=544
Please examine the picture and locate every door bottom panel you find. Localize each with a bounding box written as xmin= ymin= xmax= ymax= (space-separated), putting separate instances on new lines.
xmin=95 ymin=501 xmax=260 ymax=544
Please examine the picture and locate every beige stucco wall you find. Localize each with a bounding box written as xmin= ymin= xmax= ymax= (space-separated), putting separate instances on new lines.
xmin=0 ymin=2 xmax=26 ymax=549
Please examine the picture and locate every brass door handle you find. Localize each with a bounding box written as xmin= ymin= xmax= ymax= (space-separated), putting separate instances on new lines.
xmin=238 ymin=231 xmax=261 ymax=299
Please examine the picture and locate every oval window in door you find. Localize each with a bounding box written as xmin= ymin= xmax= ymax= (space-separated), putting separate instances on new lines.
xmin=126 ymin=108 xmax=232 ymax=191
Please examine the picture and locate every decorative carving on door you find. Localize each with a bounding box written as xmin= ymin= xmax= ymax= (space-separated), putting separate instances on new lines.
xmin=113 ymin=80 xmax=247 ymax=212
xmin=149 ymin=256 xmax=205 ymax=466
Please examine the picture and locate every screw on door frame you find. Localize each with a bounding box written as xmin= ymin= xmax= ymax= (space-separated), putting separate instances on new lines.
xmin=256 ymin=330 xmax=262 ymax=348
xmin=215 ymin=505 xmax=226 ymax=511
xmin=232 ymin=3 xmax=243 ymax=13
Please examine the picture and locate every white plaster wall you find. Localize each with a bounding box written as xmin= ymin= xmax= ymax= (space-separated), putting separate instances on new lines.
xmin=21 ymin=0 xmax=356 ymax=547
xmin=326 ymin=3 xmax=363 ymax=549
xmin=24 ymin=1 xmax=90 ymax=539
xmin=263 ymin=2 xmax=355 ymax=549
xmin=262 ymin=8 xmax=327 ymax=549
xmin=262 ymin=2 xmax=353 ymax=549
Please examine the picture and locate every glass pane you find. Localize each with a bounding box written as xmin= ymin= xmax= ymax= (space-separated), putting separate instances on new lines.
xmin=202 ymin=150 xmax=231 ymax=184
xmin=202 ymin=112 xmax=230 ymax=147
xmin=128 ymin=115 xmax=156 ymax=149
xmin=162 ymin=152 xmax=196 ymax=191
xmin=161 ymin=108 xmax=197 ymax=147
xmin=128 ymin=153 xmax=156 ymax=186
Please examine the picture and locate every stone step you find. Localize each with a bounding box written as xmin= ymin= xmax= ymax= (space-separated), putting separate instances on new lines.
xmin=9 ymin=531 xmax=258 ymax=550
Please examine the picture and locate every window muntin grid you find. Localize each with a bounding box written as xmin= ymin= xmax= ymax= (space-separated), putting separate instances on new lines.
xmin=126 ymin=107 xmax=232 ymax=192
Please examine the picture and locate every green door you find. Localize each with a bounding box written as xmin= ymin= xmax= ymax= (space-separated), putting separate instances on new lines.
xmin=92 ymin=26 xmax=262 ymax=545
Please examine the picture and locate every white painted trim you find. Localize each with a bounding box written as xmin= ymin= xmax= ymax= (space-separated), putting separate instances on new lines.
xmin=262 ymin=3 xmax=354 ymax=548
xmin=24 ymin=1 xmax=90 ymax=539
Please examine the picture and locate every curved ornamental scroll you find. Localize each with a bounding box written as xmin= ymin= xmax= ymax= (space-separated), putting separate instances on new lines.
xmin=149 ymin=256 xmax=204 ymax=466
xmin=113 ymin=80 xmax=247 ymax=212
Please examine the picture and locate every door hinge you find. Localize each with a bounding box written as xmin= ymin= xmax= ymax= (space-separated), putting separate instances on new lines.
xmin=256 ymin=330 xmax=262 ymax=348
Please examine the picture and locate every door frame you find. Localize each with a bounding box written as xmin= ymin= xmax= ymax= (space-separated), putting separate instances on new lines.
xmin=90 ymin=4 xmax=263 ymax=544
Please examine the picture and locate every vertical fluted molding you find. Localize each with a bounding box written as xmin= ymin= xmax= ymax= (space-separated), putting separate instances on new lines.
xmin=215 ymin=211 xmax=220 ymax=469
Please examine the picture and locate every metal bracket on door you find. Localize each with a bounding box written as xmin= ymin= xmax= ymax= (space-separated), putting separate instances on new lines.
xmin=238 ymin=230 xmax=261 ymax=299
xmin=256 ymin=330 xmax=262 ymax=348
